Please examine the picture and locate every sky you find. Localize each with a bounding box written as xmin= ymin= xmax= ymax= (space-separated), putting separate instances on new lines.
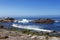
xmin=0 ymin=0 xmax=60 ymax=17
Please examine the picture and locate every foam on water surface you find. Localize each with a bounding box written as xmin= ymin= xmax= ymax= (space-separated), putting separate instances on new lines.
xmin=12 ymin=24 xmax=52 ymax=32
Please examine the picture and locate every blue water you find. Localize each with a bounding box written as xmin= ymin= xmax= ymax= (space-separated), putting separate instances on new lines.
xmin=13 ymin=17 xmax=60 ymax=32
xmin=0 ymin=17 xmax=60 ymax=32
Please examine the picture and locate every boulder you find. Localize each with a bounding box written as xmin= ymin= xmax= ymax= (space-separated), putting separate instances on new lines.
xmin=0 ymin=17 xmax=15 ymax=22
xmin=0 ymin=32 xmax=8 ymax=39
xmin=31 ymin=18 xmax=54 ymax=24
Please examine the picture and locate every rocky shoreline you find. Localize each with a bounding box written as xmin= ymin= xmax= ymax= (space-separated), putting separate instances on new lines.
xmin=0 ymin=17 xmax=14 ymax=22
xmin=0 ymin=17 xmax=55 ymax=24
xmin=0 ymin=28 xmax=60 ymax=40
xmin=0 ymin=17 xmax=60 ymax=40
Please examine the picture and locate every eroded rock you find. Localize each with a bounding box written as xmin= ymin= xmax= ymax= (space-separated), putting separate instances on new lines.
xmin=31 ymin=18 xmax=54 ymax=24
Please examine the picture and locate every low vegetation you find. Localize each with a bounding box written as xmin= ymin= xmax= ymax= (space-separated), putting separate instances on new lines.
xmin=0 ymin=26 xmax=60 ymax=37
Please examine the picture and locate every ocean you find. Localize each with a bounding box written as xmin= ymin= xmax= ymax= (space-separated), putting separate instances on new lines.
xmin=12 ymin=17 xmax=60 ymax=32
xmin=0 ymin=16 xmax=60 ymax=32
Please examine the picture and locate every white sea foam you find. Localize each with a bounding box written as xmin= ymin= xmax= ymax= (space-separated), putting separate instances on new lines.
xmin=14 ymin=20 xmax=18 ymax=22
xmin=17 ymin=19 xmax=32 ymax=23
xmin=12 ymin=24 xmax=52 ymax=32
xmin=55 ymin=20 xmax=60 ymax=22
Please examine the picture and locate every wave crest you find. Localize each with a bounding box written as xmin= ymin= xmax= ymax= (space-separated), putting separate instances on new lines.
xmin=14 ymin=19 xmax=32 ymax=23
xmin=55 ymin=20 xmax=60 ymax=22
xmin=12 ymin=24 xmax=52 ymax=32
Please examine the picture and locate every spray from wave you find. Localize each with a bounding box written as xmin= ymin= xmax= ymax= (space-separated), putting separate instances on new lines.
xmin=55 ymin=20 xmax=60 ymax=22
xmin=14 ymin=19 xmax=32 ymax=23
xmin=14 ymin=19 xmax=60 ymax=23
xmin=12 ymin=24 xmax=52 ymax=32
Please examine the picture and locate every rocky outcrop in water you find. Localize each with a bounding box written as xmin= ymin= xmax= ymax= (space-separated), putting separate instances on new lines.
xmin=0 ymin=17 xmax=15 ymax=22
xmin=31 ymin=18 xmax=54 ymax=24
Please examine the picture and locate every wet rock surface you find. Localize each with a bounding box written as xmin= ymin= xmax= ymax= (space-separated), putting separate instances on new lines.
xmin=0 ymin=29 xmax=60 ymax=40
xmin=31 ymin=18 xmax=54 ymax=24
xmin=0 ymin=17 xmax=15 ymax=22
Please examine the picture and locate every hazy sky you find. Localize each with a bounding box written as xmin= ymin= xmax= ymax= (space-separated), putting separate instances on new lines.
xmin=0 ymin=0 xmax=60 ymax=17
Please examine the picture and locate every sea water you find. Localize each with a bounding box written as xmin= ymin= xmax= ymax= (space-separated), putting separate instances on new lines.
xmin=0 ymin=17 xmax=60 ymax=32
xmin=12 ymin=17 xmax=60 ymax=32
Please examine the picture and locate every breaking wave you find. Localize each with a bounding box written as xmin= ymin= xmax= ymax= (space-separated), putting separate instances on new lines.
xmin=12 ymin=24 xmax=52 ymax=32
xmin=55 ymin=20 xmax=60 ymax=22
xmin=14 ymin=19 xmax=32 ymax=23
xmin=14 ymin=19 xmax=60 ymax=23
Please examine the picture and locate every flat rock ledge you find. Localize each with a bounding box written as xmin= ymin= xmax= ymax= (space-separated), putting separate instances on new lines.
xmin=31 ymin=18 xmax=54 ymax=24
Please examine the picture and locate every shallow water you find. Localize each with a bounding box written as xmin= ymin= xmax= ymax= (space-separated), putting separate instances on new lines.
xmin=13 ymin=17 xmax=60 ymax=32
xmin=0 ymin=17 xmax=60 ymax=32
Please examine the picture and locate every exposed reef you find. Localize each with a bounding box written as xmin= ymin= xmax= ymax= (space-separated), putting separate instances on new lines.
xmin=0 ymin=17 xmax=15 ymax=22
xmin=31 ymin=18 xmax=54 ymax=24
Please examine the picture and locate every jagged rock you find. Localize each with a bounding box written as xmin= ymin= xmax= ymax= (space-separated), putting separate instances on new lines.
xmin=5 ymin=17 xmax=15 ymax=20
xmin=0 ymin=17 xmax=15 ymax=22
xmin=31 ymin=18 xmax=54 ymax=24
xmin=0 ymin=32 xmax=8 ymax=39
xmin=0 ymin=29 xmax=60 ymax=40
xmin=0 ymin=26 xmax=4 ymax=29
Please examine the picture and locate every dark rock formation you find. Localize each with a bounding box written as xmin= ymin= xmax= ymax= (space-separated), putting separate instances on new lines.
xmin=0 ymin=26 xmax=4 ymax=29
xmin=31 ymin=18 xmax=54 ymax=24
xmin=5 ymin=17 xmax=15 ymax=20
xmin=0 ymin=17 xmax=15 ymax=22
